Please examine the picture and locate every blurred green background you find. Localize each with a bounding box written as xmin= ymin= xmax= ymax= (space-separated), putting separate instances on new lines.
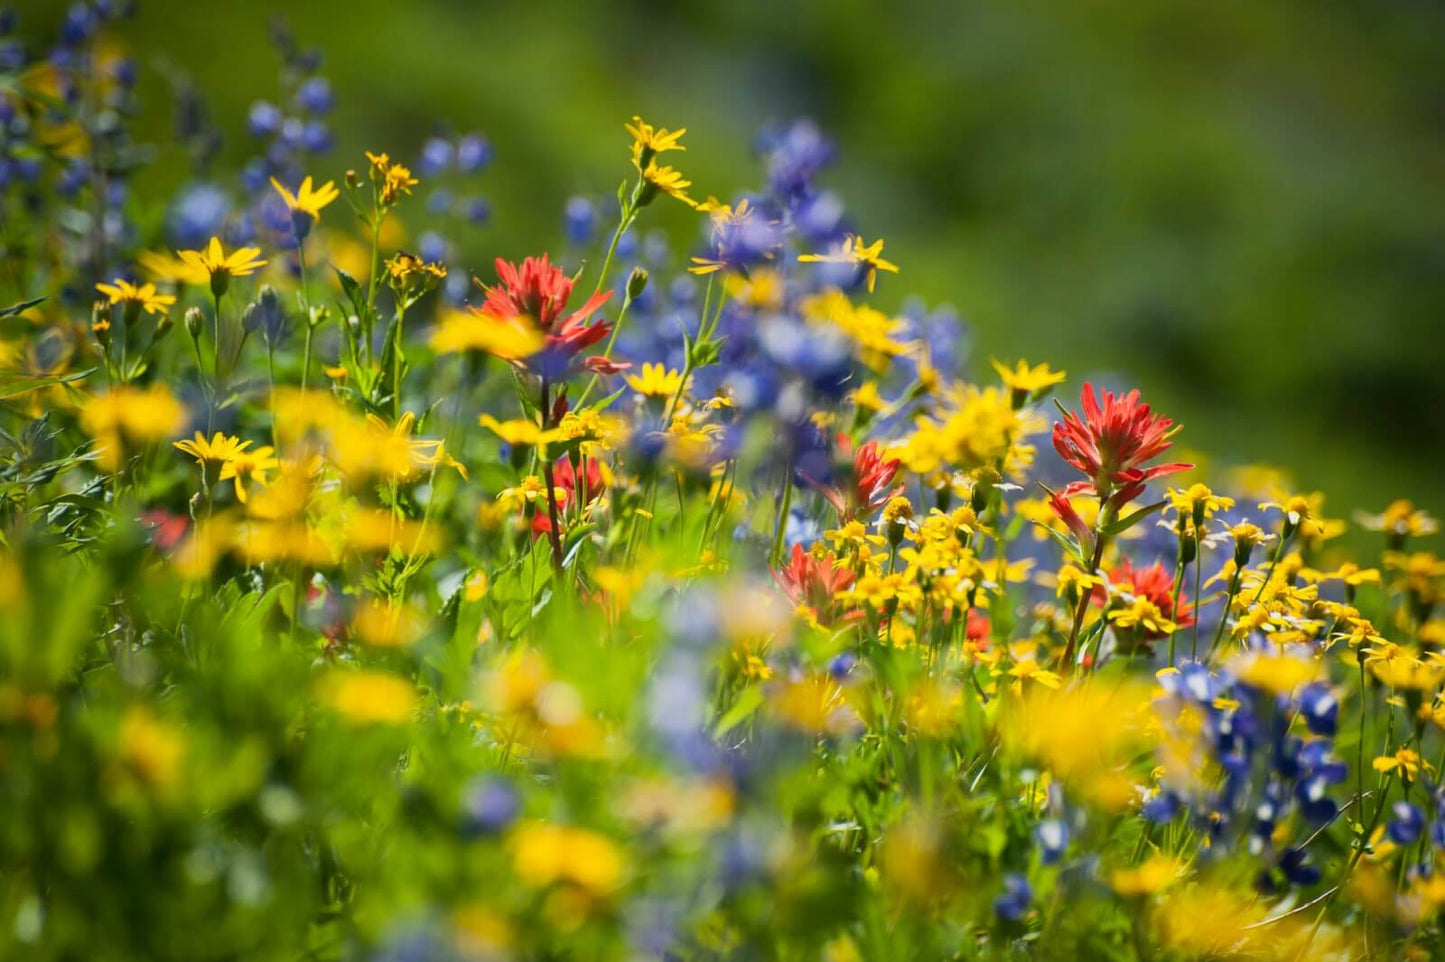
xmin=22 ymin=0 xmax=1445 ymax=516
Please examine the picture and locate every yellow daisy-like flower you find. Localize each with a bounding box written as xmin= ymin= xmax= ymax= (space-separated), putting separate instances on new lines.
xmin=625 ymin=362 xmax=688 ymax=399
xmin=173 ymin=430 xmax=252 ymax=468
xmin=269 ymin=175 xmax=340 ymax=221
xmin=799 ymin=234 xmax=899 ymax=293
xmin=626 ymin=115 xmax=687 ymax=169
xmin=1167 ymin=483 xmax=1235 ymax=521
xmin=1259 ymin=493 xmax=1328 ymax=535
xmin=94 ymin=278 xmax=176 ymax=316
xmin=430 ymin=310 xmax=543 ymax=360
xmin=218 ymin=444 xmax=279 ymax=504
xmin=990 ymin=358 xmax=1066 ymax=398
xmin=640 ymin=162 xmax=698 ymax=208
xmin=1107 ymin=597 xmax=1176 ymax=636
xmin=365 ymin=150 xmax=419 ymax=205
xmin=478 ymin=414 xmax=563 ymax=449
xmin=1373 ymin=747 xmax=1432 ymax=780
xmin=177 ymin=237 xmax=267 ymax=296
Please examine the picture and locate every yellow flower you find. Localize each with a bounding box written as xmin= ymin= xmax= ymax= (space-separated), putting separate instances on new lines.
xmin=1356 ymin=499 xmax=1439 ymax=540
xmin=385 ymin=251 xmax=447 ymax=286
xmin=1166 ymin=483 xmax=1235 ymax=520
xmin=1111 ymin=854 xmax=1185 ymax=897
xmin=510 ymin=822 xmax=627 ymax=895
xmin=350 ymin=600 xmax=427 ymax=648
xmin=479 ymin=414 xmax=562 ymax=449
xmin=625 ymin=362 xmax=687 ymax=399
xmin=137 ymin=249 xmax=210 ymax=286
xmin=1229 ymin=651 xmax=1319 ymax=695
xmin=80 ymin=385 xmax=185 ymax=471
xmin=269 ymin=175 xmax=340 ymax=221
xmin=1108 ymin=597 xmax=1176 ymax=636
xmin=317 ymin=669 xmax=419 ymax=725
xmin=799 ymin=234 xmax=899 ymax=293
xmin=118 ymin=706 xmax=186 ymax=791
xmin=174 ymin=430 xmax=252 ymax=469
xmin=1373 ymin=748 xmax=1432 ymax=780
xmin=640 ymin=162 xmax=698 ymax=208
xmin=218 ymin=444 xmax=278 ymax=503
xmin=1007 ymin=658 xmax=1061 ymax=690
xmin=799 ymin=289 xmax=915 ymax=370
xmin=430 ymin=310 xmax=543 ymax=359
xmin=626 ymin=115 xmax=687 ymax=169
xmin=1259 ymin=493 xmax=1330 ymax=535
xmin=94 ymin=278 xmax=176 ymax=315
xmin=177 ymin=236 xmax=267 ymax=295
xmin=990 ymin=358 xmax=1066 ymax=398
xmin=365 ymin=150 xmax=418 ymax=204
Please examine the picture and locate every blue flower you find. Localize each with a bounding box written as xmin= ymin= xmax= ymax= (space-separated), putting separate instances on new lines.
xmin=457 ymin=776 xmax=519 ymax=836
xmin=563 ymin=195 xmax=597 ymax=245
xmin=1388 ymin=802 xmax=1426 ymax=845
xmin=1035 ymin=819 xmax=1070 ymax=865
xmin=418 ymin=136 xmax=453 ymax=176
xmin=247 ymin=100 xmax=282 ymax=138
xmin=455 ymin=133 xmax=491 ymax=172
xmin=1298 ymin=683 xmax=1338 ymax=736
xmin=993 ymin=873 xmax=1032 ymax=921
xmin=296 ymin=77 xmax=332 ymax=114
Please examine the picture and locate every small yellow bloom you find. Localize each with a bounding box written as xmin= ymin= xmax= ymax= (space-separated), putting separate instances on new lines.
xmin=1166 ymin=483 xmax=1235 ymax=520
xmin=641 ymin=162 xmax=698 ymax=208
xmin=317 ymin=669 xmax=419 ymax=725
xmin=625 ymin=362 xmax=687 ymax=399
xmin=95 ymin=278 xmax=176 ymax=315
xmin=990 ymin=358 xmax=1066 ymax=397
xmin=218 ymin=444 xmax=278 ymax=503
xmin=1373 ymin=748 xmax=1431 ymax=780
xmin=270 ymin=175 xmax=340 ymax=221
xmin=174 ymin=431 xmax=252 ymax=469
xmin=510 ymin=822 xmax=627 ymax=895
xmin=799 ymin=234 xmax=899 ymax=293
xmin=365 ymin=150 xmax=419 ymax=205
xmin=479 ymin=414 xmax=562 ymax=449
xmin=430 ymin=310 xmax=543 ymax=359
xmin=177 ymin=237 xmax=267 ymax=293
xmin=1111 ymin=854 xmax=1185 ymax=896
xmin=626 ymin=115 xmax=687 ymax=169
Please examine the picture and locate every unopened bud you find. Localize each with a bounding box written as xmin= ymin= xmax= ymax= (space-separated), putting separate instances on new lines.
xmin=240 ymin=301 xmax=261 ymax=337
xmin=345 ymin=169 xmax=360 ymax=190
xmin=626 ymin=266 xmax=649 ymax=301
xmin=154 ymin=314 xmax=174 ymax=341
xmin=184 ymin=306 xmax=204 ymax=340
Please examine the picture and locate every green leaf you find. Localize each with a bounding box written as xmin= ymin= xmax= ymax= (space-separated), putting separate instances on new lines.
xmin=0 ymin=296 xmax=46 ymax=319
xmin=1030 ymin=519 xmax=1086 ymax=566
xmin=1103 ymin=499 xmax=1168 ymax=538
xmin=0 ymin=367 xmax=95 ymax=402
xmin=713 ymin=685 xmax=764 ymax=738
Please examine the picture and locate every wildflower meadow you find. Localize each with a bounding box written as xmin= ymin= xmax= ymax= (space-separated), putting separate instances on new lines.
xmin=3 ymin=5 xmax=1445 ymax=961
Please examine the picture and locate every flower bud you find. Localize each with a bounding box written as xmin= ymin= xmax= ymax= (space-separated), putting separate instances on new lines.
xmin=240 ymin=301 xmax=261 ymax=338
xmin=153 ymin=314 xmax=174 ymax=342
xmin=626 ymin=266 xmax=649 ymax=301
xmin=184 ymin=306 xmax=204 ymax=340
xmin=345 ymin=168 xmax=360 ymax=190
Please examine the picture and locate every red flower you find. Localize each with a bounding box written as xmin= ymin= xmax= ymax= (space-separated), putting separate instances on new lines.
xmin=965 ymin=607 xmax=991 ymax=646
xmin=810 ymin=436 xmax=903 ymax=521
xmin=1096 ymin=558 xmax=1194 ymax=639
xmin=531 ymin=456 xmax=607 ymax=538
xmin=141 ymin=509 xmax=188 ymax=552
xmin=1052 ymin=383 xmax=1191 ymax=508
xmin=772 ymin=544 xmax=857 ymax=625
xmin=475 ymin=254 xmax=612 ymax=367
